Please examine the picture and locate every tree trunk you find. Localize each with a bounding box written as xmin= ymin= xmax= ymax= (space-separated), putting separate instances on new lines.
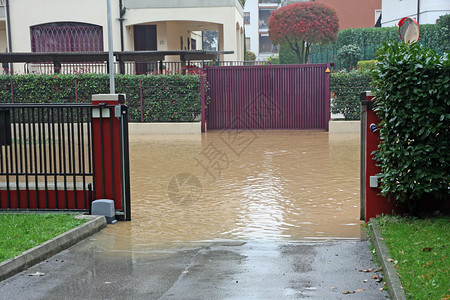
xmin=301 ymin=40 xmax=305 ymax=63
xmin=305 ymin=42 xmax=311 ymax=64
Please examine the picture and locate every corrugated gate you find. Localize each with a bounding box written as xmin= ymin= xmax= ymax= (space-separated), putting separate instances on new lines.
xmin=203 ymin=64 xmax=330 ymax=131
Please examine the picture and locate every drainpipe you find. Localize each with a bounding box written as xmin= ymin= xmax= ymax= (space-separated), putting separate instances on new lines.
xmin=5 ymin=0 xmax=13 ymax=73
xmin=119 ymin=0 xmax=125 ymax=51
xmin=417 ymin=0 xmax=420 ymax=23
xmin=118 ymin=0 xmax=125 ymax=74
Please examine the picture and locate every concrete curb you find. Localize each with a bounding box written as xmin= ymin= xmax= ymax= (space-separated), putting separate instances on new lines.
xmin=369 ymin=218 xmax=406 ymax=300
xmin=0 ymin=214 xmax=106 ymax=282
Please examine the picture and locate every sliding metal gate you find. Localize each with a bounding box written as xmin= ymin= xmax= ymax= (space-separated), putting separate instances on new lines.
xmin=204 ymin=64 xmax=331 ymax=130
xmin=0 ymin=102 xmax=131 ymax=219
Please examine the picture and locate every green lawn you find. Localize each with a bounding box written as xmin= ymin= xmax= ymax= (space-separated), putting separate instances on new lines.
xmin=376 ymin=215 xmax=450 ymax=300
xmin=0 ymin=213 xmax=87 ymax=263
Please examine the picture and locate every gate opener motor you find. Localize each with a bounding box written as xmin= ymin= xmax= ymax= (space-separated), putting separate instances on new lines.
xmin=91 ymin=199 xmax=117 ymax=224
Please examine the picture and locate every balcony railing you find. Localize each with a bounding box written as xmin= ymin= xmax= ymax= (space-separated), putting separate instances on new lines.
xmin=259 ymin=0 xmax=280 ymax=4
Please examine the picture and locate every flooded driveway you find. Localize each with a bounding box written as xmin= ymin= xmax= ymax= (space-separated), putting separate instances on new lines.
xmin=1 ymin=130 xmax=390 ymax=300
xmin=102 ymin=130 xmax=362 ymax=251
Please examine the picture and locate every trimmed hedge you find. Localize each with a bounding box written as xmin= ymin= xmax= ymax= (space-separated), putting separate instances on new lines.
xmin=296 ymin=22 xmax=445 ymax=68
xmin=330 ymin=69 xmax=373 ymax=120
xmin=373 ymin=42 xmax=450 ymax=213
xmin=356 ymin=60 xmax=377 ymax=70
xmin=0 ymin=74 xmax=202 ymax=122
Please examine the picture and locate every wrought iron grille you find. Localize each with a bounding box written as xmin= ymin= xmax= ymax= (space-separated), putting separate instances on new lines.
xmin=30 ymin=22 xmax=103 ymax=53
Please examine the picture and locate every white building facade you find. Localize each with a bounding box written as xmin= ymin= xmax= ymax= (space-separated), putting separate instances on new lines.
xmin=244 ymin=0 xmax=281 ymax=60
xmin=0 ymin=0 xmax=244 ymax=61
xmin=381 ymin=0 xmax=450 ymax=26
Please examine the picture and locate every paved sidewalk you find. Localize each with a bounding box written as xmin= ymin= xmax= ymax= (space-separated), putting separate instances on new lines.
xmin=0 ymin=235 xmax=388 ymax=300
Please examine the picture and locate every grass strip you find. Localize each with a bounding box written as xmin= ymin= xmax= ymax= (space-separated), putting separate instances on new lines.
xmin=376 ymin=215 xmax=449 ymax=299
xmin=0 ymin=213 xmax=87 ymax=263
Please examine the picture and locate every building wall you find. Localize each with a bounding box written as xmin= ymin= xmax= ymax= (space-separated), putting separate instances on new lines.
xmin=0 ymin=22 xmax=6 ymax=53
xmin=4 ymin=0 xmax=243 ymax=61
xmin=244 ymin=0 xmax=280 ymax=61
xmin=243 ymin=0 xmax=259 ymax=56
xmin=382 ymin=0 xmax=450 ymax=27
xmin=315 ymin=0 xmax=381 ymax=29
xmin=123 ymin=6 xmax=243 ymax=60
xmin=8 ymin=0 xmax=118 ymax=53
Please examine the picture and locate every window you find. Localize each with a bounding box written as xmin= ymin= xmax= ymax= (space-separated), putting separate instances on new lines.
xmin=244 ymin=12 xmax=250 ymax=25
xmin=246 ymin=37 xmax=251 ymax=50
xmin=375 ymin=9 xmax=382 ymax=27
xmin=259 ymin=9 xmax=275 ymax=30
xmin=30 ymin=22 xmax=103 ymax=52
xmin=203 ymin=31 xmax=219 ymax=51
xmin=259 ymin=34 xmax=278 ymax=54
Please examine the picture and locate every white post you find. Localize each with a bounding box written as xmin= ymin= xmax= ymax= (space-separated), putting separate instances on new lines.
xmin=107 ymin=0 xmax=115 ymax=94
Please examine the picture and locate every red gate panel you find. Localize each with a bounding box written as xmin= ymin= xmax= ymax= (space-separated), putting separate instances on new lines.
xmin=205 ymin=64 xmax=330 ymax=130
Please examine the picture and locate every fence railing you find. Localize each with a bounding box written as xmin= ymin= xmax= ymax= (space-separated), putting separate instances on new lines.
xmin=21 ymin=61 xmax=268 ymax=75
xmin=0 ymin=103 xmax=94 ymax=210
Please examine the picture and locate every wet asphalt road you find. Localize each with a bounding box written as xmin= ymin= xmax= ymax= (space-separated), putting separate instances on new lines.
xmin=0 ymin=233 xmax=388 ymax=300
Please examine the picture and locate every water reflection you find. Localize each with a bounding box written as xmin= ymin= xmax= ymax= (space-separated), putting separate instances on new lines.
xmin=103 ymin=130 xmax=362 ymax=250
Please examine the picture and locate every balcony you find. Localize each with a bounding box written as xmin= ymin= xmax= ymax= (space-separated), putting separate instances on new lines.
xmin=258 ymin=0 xmax=280 ymax=4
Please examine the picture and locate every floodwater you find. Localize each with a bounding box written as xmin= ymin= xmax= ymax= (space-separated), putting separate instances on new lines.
xmin=100 ymin=130 xmax=362 ymax=252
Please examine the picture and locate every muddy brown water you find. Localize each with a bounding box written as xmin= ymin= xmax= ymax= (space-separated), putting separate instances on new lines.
xmin=99 ymin=130 xmax=363 ymax=252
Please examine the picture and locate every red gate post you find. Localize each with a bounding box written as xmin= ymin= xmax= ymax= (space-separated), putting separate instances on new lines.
xmin=91 ymin=94 xmax=130 ymax=220
xmin=360 ymin=91 xmax=396 ymax=222
xmin=200 ymin=73 xmax=206 ymax=133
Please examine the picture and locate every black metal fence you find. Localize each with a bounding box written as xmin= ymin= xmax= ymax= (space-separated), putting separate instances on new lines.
xmin=22 ymin=61 xmax=267 ymax=75
xmin=0 ymin=103 xmax=94 ymax=210
xmin=0 ymin=101 xmax=131 ymax=220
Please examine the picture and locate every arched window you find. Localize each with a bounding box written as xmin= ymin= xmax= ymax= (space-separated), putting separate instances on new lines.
xmin=30 ymin=22 xmax=103 ymax=52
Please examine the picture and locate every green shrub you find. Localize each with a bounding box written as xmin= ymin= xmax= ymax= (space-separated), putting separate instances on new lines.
xmin=372 ymin=41 xmax=450 ymax=213
xmin=307 ymin=24 xmax=443 ymax=67
xmin=279 ymin=44 xmax=298 ymax=64
xmin=330 ymin=69 xmax=372 ymax=120
xmin=266 ymin=55 xmax=280 ymax=65
xmin=0 ymin=74 xmax=202 ymax=122
xmin=357 ymin=60 xmax=378 ymax=70
xmin=245 ymin=50 xmax=256 ymax=61
xmin=437 ymin=13 xmax=450 ymax=53
xmin=336 ymin=44 xmax=362 ymax=70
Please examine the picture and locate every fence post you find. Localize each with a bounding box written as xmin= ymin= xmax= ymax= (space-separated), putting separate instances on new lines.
xmin=140 ymin=78 xmax=143 ymax=122
xmin=201 ymin=73 xmax=206 ymax=133
xmin=360 ymin=91 xmax=395 ymax=222
xmin=75 ymin=79 xmax=78 ymax=103
xmin=325 ymin=63 xmax=331 ymax=132
xmin=10 ymin=79 xmax=13 ymax=103
xmin=91 ymin=94 xmax=130 ymax=221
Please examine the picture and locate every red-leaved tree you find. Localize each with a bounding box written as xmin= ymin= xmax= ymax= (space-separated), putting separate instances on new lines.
xmin=269 ymin=2 xmax=339 ymax=64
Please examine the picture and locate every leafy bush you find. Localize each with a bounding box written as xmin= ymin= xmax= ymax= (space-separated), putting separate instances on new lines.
xmin=357 ymin=60 xmax=378 ymax=70
xmin=245 ymin=50 xmax=256 ymax=61
xmin=265 ymin=55 xmax=280 ymax=65
xmin=437 ymin=14 xmax=450 ymax=53
xmin=372 ymin=41 xmax=450 ymax=213
xmin=336 ymin=44 xmax=362 ymax=70
xmin=0 ymin=74 xmax=202 ymax=122
xmin=307 ymin=24 xmax=443 ymax=68
xmin=279 ymin=44 xmax=298 ymax=64
xmin=330 ymin=69 xmax=372 ymax=120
